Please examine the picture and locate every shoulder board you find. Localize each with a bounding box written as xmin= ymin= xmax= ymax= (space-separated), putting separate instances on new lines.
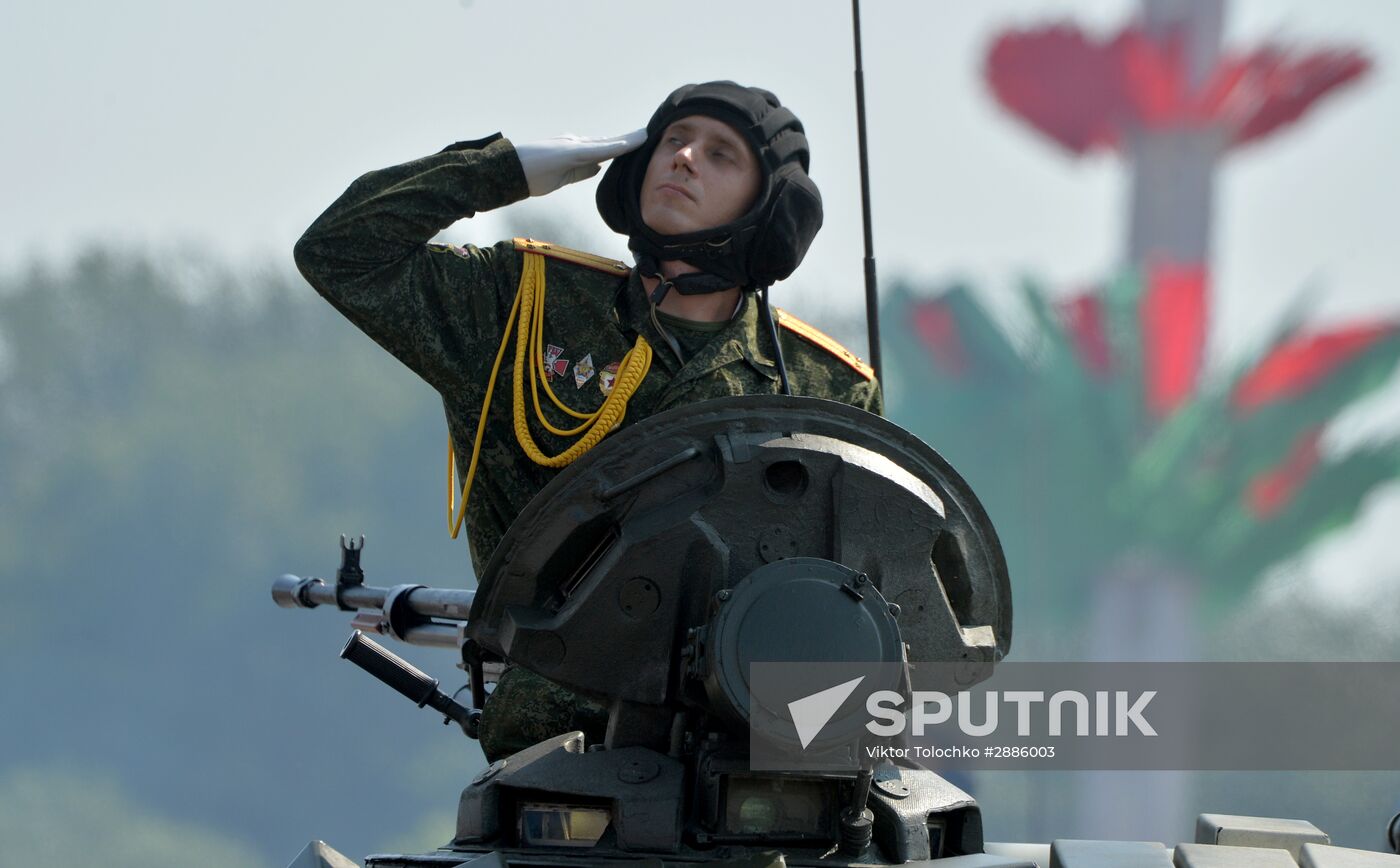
xmin=513 ymin=237 xmax=630 ymax=276
xmin=775 ymin=308 xmax=875 ymax=381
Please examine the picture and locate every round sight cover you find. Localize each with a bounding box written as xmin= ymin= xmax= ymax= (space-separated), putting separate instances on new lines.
xmin=468 ymin=395 xmax=1011 ymax=709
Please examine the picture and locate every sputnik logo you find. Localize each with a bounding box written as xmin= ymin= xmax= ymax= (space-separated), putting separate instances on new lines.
xmin=787 ymin=676 xmax=866 ymax=749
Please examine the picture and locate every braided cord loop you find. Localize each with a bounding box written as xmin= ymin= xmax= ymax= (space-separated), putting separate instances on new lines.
xmin=448 ymin=252 xmax=650 ymax=537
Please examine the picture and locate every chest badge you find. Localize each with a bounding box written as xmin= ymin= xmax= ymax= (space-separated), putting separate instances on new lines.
xmin=543 ymin=344 xmax=568 ymax=382
xmin=574 ymin=354 xmax=596 ymax=389
xmin=599 ymin=361 xmax=620 ymax=396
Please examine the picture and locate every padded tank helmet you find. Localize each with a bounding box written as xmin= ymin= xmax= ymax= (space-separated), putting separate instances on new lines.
xmin=596 ymin=81 xmax=823 ymax=291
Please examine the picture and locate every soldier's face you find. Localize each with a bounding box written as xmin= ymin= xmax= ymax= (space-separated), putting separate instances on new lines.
xmin=639 ymin=115 xmax=761 ymax=237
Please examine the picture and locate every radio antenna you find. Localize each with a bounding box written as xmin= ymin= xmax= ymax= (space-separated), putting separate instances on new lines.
xmin=851 ymin=0 xmax=882 ymax=385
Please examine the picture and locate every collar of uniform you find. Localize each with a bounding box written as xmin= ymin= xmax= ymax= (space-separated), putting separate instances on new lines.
xmin=615 ymin=272 xmax=779 ymax=382
xmin=666 ymin=291 xmax=780 ymax=387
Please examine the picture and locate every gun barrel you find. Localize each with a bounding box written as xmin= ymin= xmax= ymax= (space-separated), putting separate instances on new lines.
xmin=353 ymin=617 xmax=461 ymax=649
xmin=390 ymin=585 xmax=476 ymax=621
xmin=272 ymin=574 xmax=475 ymax=621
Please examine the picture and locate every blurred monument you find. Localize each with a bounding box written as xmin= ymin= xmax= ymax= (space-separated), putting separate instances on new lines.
xmin=883 ymin=0 xmax=1394 ymax=842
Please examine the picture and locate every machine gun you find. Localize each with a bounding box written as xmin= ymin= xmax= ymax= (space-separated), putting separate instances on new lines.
xmin=273 ymin=542 xmax=483 ymax=738
xmin=274 ymin=395 xmax=1018 ymax=867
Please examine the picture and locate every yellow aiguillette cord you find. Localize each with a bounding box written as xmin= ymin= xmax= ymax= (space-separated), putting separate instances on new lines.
xmin=448 ymin=252 xmax=652 ymax=538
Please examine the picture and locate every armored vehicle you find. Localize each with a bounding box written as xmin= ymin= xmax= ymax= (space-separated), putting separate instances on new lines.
xmin=272 ymin=396 xmax=1400 ymax=868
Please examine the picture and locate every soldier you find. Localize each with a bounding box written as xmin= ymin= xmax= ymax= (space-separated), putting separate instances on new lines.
xmin=295 ymin=81 xmax=882 ymax=760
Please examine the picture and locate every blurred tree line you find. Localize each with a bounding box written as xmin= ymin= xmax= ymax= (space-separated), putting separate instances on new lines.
xmin=0 ymin=249 xmax=477 ymax=866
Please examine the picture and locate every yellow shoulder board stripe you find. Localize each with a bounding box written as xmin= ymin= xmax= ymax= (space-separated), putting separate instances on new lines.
xmin=513 ymin=237 xmax=630 ymax=276
xmin=775 ymin=308 xmax=875 ymax=381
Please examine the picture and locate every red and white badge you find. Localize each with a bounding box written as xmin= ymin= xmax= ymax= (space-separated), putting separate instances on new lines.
xmin=599 ymin=361 xmax=620 ymax=396
xmin=543 ymin=344 xmax=567 ymax=382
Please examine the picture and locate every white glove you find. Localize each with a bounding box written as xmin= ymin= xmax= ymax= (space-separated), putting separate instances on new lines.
xmin=514 ymin=129 xmax=648 ymax=197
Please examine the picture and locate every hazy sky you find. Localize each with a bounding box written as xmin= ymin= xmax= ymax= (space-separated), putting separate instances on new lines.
xmin=4 ymin=0 xmax=1399 ymax=600
xmin=4 ymin=1 xmax=1396 ymax=320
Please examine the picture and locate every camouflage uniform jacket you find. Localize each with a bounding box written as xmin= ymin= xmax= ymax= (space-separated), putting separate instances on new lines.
xmin=294 ymin=133 xmax=883 ymax=759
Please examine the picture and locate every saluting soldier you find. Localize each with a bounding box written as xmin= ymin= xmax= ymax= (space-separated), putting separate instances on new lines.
xmin=294 ymin=81 xmax=882 ymax=760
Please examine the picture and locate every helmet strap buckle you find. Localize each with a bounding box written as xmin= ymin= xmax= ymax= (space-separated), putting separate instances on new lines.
xmin=649 ymin=278 xmax=675 ymax=306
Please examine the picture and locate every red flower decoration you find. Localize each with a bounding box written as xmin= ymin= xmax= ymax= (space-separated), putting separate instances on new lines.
xmin=1141 ymin=260 xmax=1208 ymax=418
xmin=985 ymin=25 xmax=1135 ymax=154
xmin=911 ymin=299 xmax=968 ymax=377
xmin=1221 ymin=46 xmax=1372 ymax=147
xmin=1232 ymin=322 xmax=1398 ymax=414
xmin=1060 ymin=293 xmax=1113 ymax=376
xmin=1246 ymin=428 xmax=1323 ymax=519
xmin=986 ymin=24 xmax=1369 ymax=154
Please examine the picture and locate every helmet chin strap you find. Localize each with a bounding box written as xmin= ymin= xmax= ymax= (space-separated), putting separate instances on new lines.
xmin=756 ymin=286 xmax=793 ymax=396
xmin=635 ymin=254 xmax=794 ymax=396
xmin=647 ymin=276 xmax=674 ymax=307
xmin=636 ymin=253 xmax=739 ymax=306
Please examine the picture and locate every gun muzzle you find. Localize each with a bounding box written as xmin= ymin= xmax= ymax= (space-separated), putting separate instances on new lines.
xmin=272 ymin=574 xmax=322 ymax=609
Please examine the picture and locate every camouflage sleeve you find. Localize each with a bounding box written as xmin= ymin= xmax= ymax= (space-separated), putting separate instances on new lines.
xmin=478 ymin=667 xmax=608 ymax=762
xmin=292 ymin=134 xmax=530 ymax=394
